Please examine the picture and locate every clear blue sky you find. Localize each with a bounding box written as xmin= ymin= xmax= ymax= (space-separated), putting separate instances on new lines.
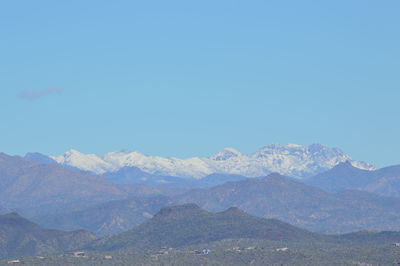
xmin=1 ymin=0 xmax=399 ymax=166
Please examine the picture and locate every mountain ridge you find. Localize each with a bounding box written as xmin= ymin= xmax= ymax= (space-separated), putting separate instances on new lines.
xmin=48 ymin=143 xmax=375 ymax=178
xmin=35 ymin=173 xmax=400 ymax=235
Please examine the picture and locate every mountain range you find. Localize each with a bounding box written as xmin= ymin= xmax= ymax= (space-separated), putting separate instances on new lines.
xmin=2 ymin=144 xmax=400 ymax=265
xmin=34 ymin=173 xmax=400 ymax=236
xmin=48 ymin=144 xmax=375 ymax=178
xmin=4 ymin=205 xmax=400 ymax=266
xmin=3 ymin=146 xmax=400 ymax=237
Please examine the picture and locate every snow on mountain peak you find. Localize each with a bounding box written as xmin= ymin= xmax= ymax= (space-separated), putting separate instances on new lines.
xmin=286 ymin=143 xmax=303 ymax=148
xmin=51 ymin=149 xmax=115 ymax=174
xmin=50 ymin=144 xmax=376 ymax=179
xmin=210 ymin=148 xmax=243 ymax=161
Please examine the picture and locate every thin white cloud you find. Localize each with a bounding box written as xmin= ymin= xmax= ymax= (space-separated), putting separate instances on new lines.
xmin=18 ymin=88 xmax=64 ymax=99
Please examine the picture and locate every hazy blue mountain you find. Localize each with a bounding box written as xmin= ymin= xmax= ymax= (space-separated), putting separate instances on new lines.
xmin=105 ymin=166 xmax=159 ymax=184
xmin=304 ymin=161 xmax=375 ymax=192
xmin=104 ymin=166 xmax=190 ymax=187
xmin=34 ymin=196 xmax=174 ymax=236
xmin=37 ymin=173 xmax=400 ymax=235
xmin=173 ymin=173 xmax=400 ymax=233
xmin=305 ymin=161 xmax=400 ymax=197
xmin=0 ymin=206 xmax=10 ymax=215
xmin=0 ymin=212 xmax=96 ymax=260
xmin=339 ymin=230 xmax=400 ymax=244
xmin=198 ymin=173 xmax=249 ymax=187
xmin=363 ymin=165 xmax=400 ymax=197
xmin=104 ymin=167 xmax=248 ymax=189
xmin=24 ymin=152 xmax=56 ymax=165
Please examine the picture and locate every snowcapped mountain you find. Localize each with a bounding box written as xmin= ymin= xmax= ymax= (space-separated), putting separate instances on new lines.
xmin=50 ymin=144 xmax=376 ymax=179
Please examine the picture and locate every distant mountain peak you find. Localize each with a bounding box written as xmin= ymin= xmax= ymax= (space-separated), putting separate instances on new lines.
xmin=328 ymin=160 xmax=372 ymax=174
xmin=304 ymin=159 xmax=380 ymax=193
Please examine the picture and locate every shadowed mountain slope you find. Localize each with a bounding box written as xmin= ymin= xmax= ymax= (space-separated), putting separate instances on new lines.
xmin=0 ymin=213 xmax=96 ymax=260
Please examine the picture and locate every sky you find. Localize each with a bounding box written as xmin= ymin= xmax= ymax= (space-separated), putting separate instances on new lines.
xmin=0 ymin=0 xmax=399 ymax=167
